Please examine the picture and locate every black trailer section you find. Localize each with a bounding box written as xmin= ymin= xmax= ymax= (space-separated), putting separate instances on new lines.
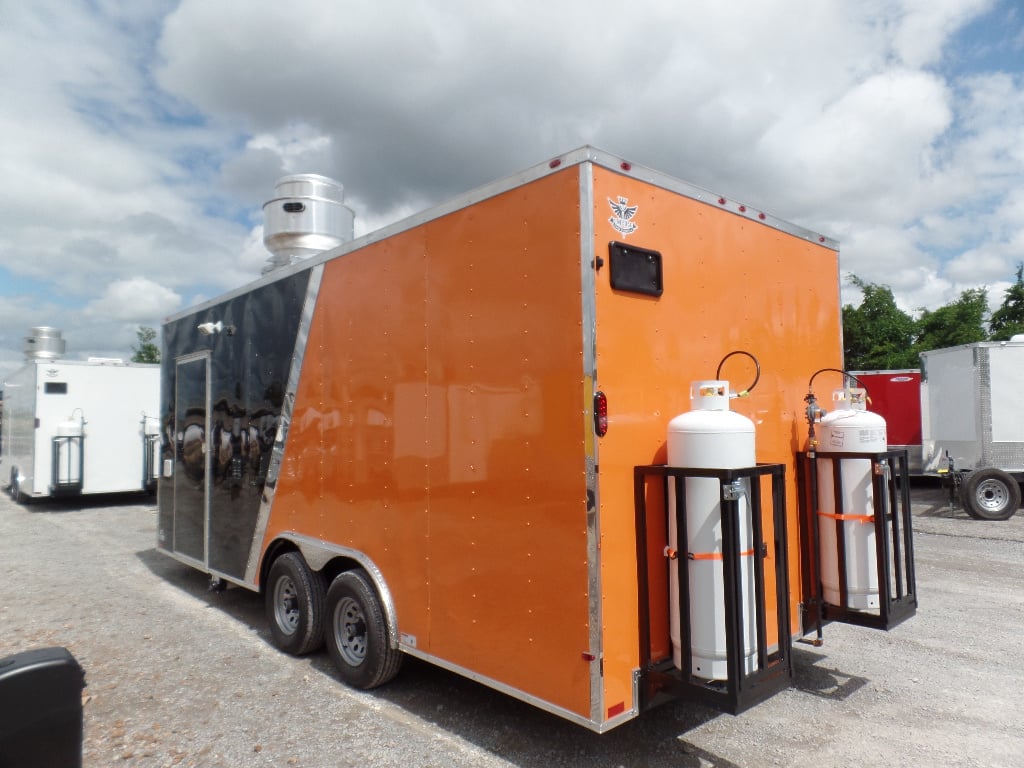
xmin=158 ymin=270 xmax=311 ymax=581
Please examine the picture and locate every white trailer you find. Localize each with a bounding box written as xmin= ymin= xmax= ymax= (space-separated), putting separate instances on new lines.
xmin=920 ymin=341 xmax=1024 ymax=519
xmin=1 ymin=348 xmax=160 ymax=501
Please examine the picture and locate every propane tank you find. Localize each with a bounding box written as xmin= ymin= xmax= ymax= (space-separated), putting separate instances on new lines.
xmin=815 ymin=387 xmax=886 ymax=610
xmin=667 ymin=380 xmax=757 ymax=680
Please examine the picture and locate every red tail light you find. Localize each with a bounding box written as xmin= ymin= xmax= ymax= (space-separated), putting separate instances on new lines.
xmin=594 ymin=391 xmax=608 ymax=437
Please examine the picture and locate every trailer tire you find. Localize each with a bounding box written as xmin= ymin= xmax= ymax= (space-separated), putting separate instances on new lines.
xmin=961 ymin=468 xmax=1021 ymax=521
xmin=325 ymin=569 xmax=402 ymax=690
xmin=9 ymin=469 xmax=25 ymax=503
xmin=265 ymin=552 xmax=326 ymax=655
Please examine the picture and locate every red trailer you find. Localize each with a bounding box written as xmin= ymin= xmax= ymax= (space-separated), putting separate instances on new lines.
xmin=848 ymin=369 xmax=922 ymax=473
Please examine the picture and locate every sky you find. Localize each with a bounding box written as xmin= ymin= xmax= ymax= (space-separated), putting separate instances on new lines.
xmin=1 ymin=0 xmax=1024 ymax=381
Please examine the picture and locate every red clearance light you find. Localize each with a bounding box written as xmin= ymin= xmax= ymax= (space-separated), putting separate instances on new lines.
xmin=758 ymin=212 xmax=766 ymax=220
xmin=549 ymin=158 xmax=562 ymax=169
xmin=718 ymin=197 xmax=727 ymax=205
xmin=594 ymin=391 xmax=608 ymax=437
xmin=738 ymin=205 xmax=747 ymax=212
xmin=620 ymin=162 xmax=632 ymax=171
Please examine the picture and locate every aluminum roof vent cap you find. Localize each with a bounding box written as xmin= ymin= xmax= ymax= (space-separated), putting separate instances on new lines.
xmin=262 ymin=173 xmax=354 ymax=274
xmin=23 ymin=326 xmax=66 ymax=360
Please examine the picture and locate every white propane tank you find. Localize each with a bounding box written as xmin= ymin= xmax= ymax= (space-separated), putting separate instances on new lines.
xmin=815 ymin=388 xmax=887 ymax=610
xmin=667 ymin=380 xmax=757 ymax=680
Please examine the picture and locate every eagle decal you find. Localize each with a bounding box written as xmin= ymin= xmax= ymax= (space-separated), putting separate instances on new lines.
xmin=608 ymin=196 xmax=639 ymax=235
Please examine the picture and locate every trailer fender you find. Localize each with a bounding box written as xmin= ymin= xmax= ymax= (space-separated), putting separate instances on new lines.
xmin=269 ymin=532 xmax=400 ymax=650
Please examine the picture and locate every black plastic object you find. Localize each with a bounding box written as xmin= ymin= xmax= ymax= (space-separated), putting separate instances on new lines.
xmin=0 ymin=647 xmax=86 ymax=768
xmin=609 ymin=241 xmax=663 ymax=297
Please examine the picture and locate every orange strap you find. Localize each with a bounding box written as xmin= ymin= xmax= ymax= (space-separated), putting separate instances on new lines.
xmin=688 ymin=549 xmax=755 ymax=561
xmin=817 ymin=511 xmax=875 ymax=523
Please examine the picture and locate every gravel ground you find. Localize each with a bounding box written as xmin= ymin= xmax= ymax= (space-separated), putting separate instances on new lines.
xmin=1 ymin=480 xmax=1022 ymax=768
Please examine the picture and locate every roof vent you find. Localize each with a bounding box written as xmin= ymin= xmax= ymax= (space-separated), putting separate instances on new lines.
xmin=262 ymin=174 xmax=354 ymax=274
xmin=24 ymin=326 xmax=66 ymax=361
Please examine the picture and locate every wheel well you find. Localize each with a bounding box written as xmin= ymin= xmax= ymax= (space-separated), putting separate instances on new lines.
xmin=259 ymin=539 xmax=363 ymax=593
xmin=259 ymin=539 xmax=299 ymax=593
xmin=318 ymin=555 xmax=364 ymax=586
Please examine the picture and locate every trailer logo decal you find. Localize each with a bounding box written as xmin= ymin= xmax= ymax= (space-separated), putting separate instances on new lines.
xmin=608 ymin=196 xmax=639 ymax=235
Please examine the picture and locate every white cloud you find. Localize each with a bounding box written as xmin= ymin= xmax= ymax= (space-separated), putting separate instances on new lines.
xmin=83 ymin=278 xmax=182 ymax=322
xmin=891 ymin=0 xmax=997 ymax=67
xmin=759 ymin=69 xmax=953 ymax=224
xmin=237 ymin=226 xmax=271 ymax=275
xmin=1 ymin=0 xmax=1023 ymax=381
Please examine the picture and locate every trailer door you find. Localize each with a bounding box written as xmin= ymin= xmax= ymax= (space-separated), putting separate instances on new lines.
xmin=172 ymin=353 xmax=210 ymax=566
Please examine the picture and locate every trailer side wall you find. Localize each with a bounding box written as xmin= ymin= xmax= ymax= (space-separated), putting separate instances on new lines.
xmin=265 ymin=169 xmax=594 ymax=718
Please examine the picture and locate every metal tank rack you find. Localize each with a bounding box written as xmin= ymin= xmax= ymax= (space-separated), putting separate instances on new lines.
xmin=632 ymin=462 xmax=792 ymax=715
xmin=796 ymin=448 xmax=918 ymax=635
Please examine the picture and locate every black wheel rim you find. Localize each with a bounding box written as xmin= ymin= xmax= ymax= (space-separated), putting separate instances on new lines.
xmin=334 ymin=596 xmax=368 ymax=666
xmin=273 ymin=575 xmax=300 ymax=636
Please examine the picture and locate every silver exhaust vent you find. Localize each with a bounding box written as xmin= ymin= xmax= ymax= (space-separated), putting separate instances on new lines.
xmin=24 ymin=326 xmax=66 ymax=360
xmin=262 ymin=174 xmax=354 ymax=274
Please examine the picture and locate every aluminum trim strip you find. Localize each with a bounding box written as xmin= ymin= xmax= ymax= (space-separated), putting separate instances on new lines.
xmin=170 ymin=352 xmax=211 ymax=569
xmin=154 ymin=548 xmax=252 ymax=590
xmin=243 ymin=264 xmax=324 ymax=584
xmin=202 ymin=356 xmax=211 ymax=568
xmin=398 ymin=645 xmax=634 ymax=733
xmin=579 ymin=161 xmax=605 ymax=724
xmin=583 ymin=146 xmax=838 ymax=250
xmin=173 ymin=350 xmax=211 ymax=366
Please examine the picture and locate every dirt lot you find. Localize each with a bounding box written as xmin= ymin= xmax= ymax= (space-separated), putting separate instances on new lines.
xmin=1 ymin=481 xmax=1022 ymax=768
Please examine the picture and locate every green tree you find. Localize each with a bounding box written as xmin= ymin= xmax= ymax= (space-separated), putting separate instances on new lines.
xmin=913 ymin=287 xmax=988 ymax=353
xmin=988 ymin=263 xmax=1024 ymax=341
xmin=842 ymin=275 xmax=918 ymax=369
xmin=131 ymin=326 xmax=160 ymax=363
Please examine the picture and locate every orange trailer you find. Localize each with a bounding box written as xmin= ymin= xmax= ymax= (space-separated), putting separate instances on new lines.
xmin=157 ymin=147 xmax=915 ymax=731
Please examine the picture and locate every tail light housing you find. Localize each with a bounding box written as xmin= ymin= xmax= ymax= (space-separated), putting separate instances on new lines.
xmin=594 ymin=391 xmax=608 ymax=437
